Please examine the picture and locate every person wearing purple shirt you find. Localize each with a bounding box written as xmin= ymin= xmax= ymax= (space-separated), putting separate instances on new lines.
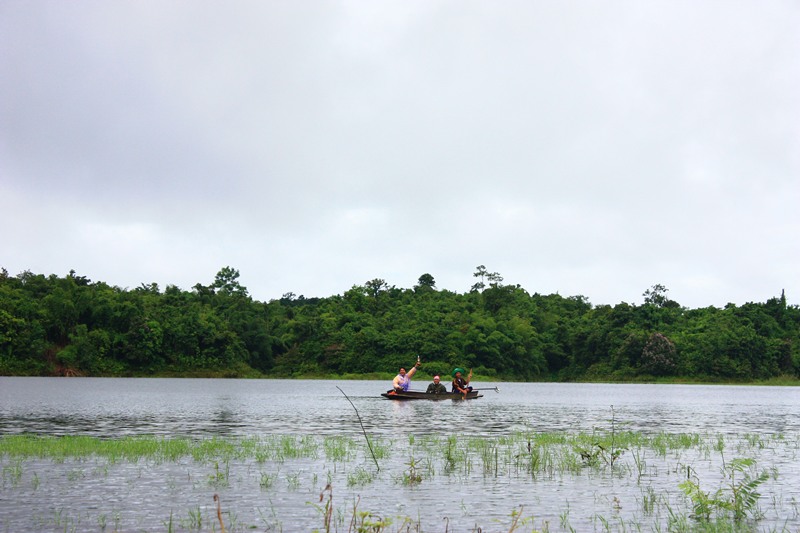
xmin=392 ymin=361 xmax=421 ymax=391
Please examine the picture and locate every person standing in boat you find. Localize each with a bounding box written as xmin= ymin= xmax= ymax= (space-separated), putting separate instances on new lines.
xmin=426 ymin=375 xmax=447 ymax=394
xmin=392 ymin=359 xmax=421 ymax=392
xmin=451 ymin=368 xmax=473 ymax=395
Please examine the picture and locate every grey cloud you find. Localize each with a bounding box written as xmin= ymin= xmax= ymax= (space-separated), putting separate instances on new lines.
xmin=1 ymin=1 xmax=798 ymax=306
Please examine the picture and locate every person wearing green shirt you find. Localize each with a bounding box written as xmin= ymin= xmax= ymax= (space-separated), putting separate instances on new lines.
xmin=426 ymin=375 xmax=447 ymax=394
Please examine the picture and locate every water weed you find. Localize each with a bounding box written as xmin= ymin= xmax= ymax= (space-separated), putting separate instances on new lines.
xmin=256 ymin=500 xmax=283 ymax=531
xmin=641 ymin=485 xmax=658 ymax=515
xmin=208 ymin=460 xmax=230 ymax=488
xmin=323 ymin=435 xmax=355 ymax=462
xmin=1 ymin=430 xmax=797 ymax=531
xmin=259 ymin=470 xmax=277 ymax=489
xmin=680 ymin=457 xmax=768 ymax=522
xmin=181 ymin=506 xmax=203 ymax=530
xmin=366 ymin=436 xmax=391 ymax=460
xmin=346 ymin=466 xmax=376 ymax=487
xmin=286 ymin=471 xmax=303 ymax=490
xmin=2 ymin=459 xmax=23 ymax=486
xmin=559 ymin=503 xmax=573 ymax=531
xmin=401 ymin=456 xmax=423 ymax=485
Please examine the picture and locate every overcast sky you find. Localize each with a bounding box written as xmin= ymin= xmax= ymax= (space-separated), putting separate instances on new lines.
xmin=2 ymin=1 xmax=798 ymax=309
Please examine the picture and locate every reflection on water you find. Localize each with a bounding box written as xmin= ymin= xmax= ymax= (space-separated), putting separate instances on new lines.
xmin=2 ymin=377 xmax=800 ymax=437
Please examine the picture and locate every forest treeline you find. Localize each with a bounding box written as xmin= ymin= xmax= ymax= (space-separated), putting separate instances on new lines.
xmin=1 ymin=266 xmax=798 ymax=382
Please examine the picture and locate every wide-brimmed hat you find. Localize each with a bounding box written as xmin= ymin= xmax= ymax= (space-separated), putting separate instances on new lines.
xmin=451 ymin=367 xmax=466 ymax=377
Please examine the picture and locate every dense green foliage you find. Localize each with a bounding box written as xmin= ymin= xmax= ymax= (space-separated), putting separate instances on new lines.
xmin=1 ymin=266 xmax=798 ymax=381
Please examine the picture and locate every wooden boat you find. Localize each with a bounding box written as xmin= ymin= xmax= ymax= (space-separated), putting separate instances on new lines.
xmin=381 ymin=390 xmax=483 ymax=401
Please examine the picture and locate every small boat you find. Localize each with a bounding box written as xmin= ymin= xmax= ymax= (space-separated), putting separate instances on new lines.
xmin=381 ymin=390 xmax=483 ymax=401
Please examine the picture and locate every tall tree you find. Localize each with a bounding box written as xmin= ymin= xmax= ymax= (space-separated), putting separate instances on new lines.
xmin=643 ymin=284 xmax=669 ymax=308
xmin=415 ymin=273 xmax=436 ymax=291
xmin=213 ymin=266 xmax=248 ymax=296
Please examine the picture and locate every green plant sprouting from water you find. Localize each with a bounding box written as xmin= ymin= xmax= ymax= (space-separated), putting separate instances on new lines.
xmin=1 ymin=431 xmax=794 ymax=531
xmin=402 ymin=456 xmax=423 ymax=485
xmin=680 ymin=456 xmax=769 ymax=523
xmin=207 ymin=460 xmax=230 ymax=488
xmin=576 ymin=405 xmax=628 ymax=469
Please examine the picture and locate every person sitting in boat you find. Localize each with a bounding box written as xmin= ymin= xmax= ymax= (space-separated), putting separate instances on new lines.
xmin=392 ymin=360 xmax=421 ymax=392
xmin=451 ymin=368 xmax=473 ymax=395
xmin=426 ymin=375 xmax=447 ymax=394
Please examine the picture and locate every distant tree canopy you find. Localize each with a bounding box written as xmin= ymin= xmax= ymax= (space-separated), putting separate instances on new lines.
xmin=1 ymin=266 xmax=798 ymax=381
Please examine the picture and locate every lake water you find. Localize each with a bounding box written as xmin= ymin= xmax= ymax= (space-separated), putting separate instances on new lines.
xmin=1 ymin=377 xmax=799 ymax=531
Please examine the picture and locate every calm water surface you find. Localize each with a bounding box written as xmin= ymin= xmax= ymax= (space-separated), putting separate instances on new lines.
xmin=2 ymin=377 xmax=799 ymax=437
xmin=1 ymin=377 xmax=799 ymax=532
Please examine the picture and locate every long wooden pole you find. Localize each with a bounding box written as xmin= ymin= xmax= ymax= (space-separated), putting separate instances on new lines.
xmin=336 ymin=386 xmax=380 ymax=471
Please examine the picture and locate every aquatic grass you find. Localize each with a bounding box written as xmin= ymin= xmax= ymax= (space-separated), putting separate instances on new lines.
xmin=641 ymin=485 xmax=658 ymax=515
xmin=346 ymin=466 xmax=376 ymax=487
xmin=518 ymin=442 xmax=555 ymax=479
xmin=559 ymin=503 xmax=574 ymax=531
xmin=275 ymin=434 xmax=319 ymax=461
xmin=237 ymin=435 xmax=270 ymax=460
xmin=33 ymin=507 xmax=84 ymax=532
xmin=0 ymin=434 xmax=327 ymax=465
xmin=743 ymin=433 xmax=766 ymax=449
xmin=2 ymin=430 xmax=798 ymax=531
xmin=469 ymin=437 xmax=501 ymax=477
xmin=715 ymin=434 xmax=727 ymax=453
xmin=440 ymin=434 xmax=471 ymax=475
xmin=256 ymin=500 xmax=283 ymax=531
xmin=190 ymin=437 xmax=241 ymax=462
xmin=258 ymin=470 xmax=277 ymax=489
xmin=376 ymin=431 xmax=733 ymax=482
xmin=680 ymin=457 xmax=769 ymax=523
xmin=526 ymin=431 xmax=573 ymax=447
xmin=66 ymin=467 xmax=85 ymax=482
xmin=207 ymin=460 xmax=230 ymax=488
xmin=180 ymin=506 xmax=203 ymax=530
xmin=2 ymin=458 xmax=23 ymax=487
xmin=286 ymin=470 xmax=302 ymax=490
xmin=401 ymin=456 xmax=423 ymax=485
xmin=323 ymin=435 xmax=356 ymax=462
xmin=0 ymin=434 xmax=195 ymax=463
xmin=366 ymin=436 xmax=391 ymax=460
xmin=1 ymin=431 xmax=713 ymax=470
xmin=163 ymin=510 xmax=174 ymax=533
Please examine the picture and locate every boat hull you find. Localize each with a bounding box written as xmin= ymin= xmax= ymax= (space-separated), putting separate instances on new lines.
xmin=381 ymin=390 xmax=483 ymax=401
